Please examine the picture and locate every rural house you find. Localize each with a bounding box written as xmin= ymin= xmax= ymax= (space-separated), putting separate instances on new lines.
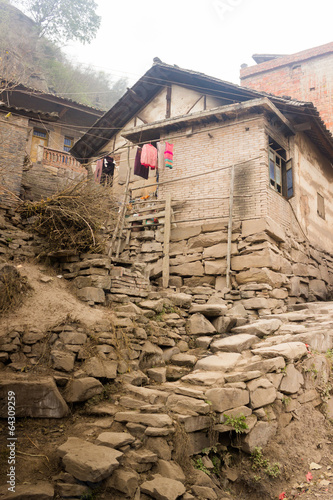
xmin=0 ymin=82 xmax=103 ymax=207
xmin=71 ymin=60 xmax=333 ymax=307
xmin=240 ymin=42 xmax=333 ymax=135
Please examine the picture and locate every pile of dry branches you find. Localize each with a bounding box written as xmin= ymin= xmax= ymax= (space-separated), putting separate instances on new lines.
xmin=18 ymin=181 xmax=118 ymax=254
xmin=0 ymin=264 xmax=30 ymax=314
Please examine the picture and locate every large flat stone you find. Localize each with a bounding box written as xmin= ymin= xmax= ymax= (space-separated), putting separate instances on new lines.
xmin=211 ymin=334 xmax=258 ymax=353
xmin=242 ymin=217 xmax=285 ymax=242
xmin=57 ymin=437 xmax=122 ymax=482
xmin=241 ymin=421 xmax=278 ymax=453
xmin=0 ymin=375 xmax=68 ymax=418
xmin=114 ymin=412 xmax=173 ymax=427
xmin=171 ymin=226 xmax=202 ymax=242
xmin=189 ymin=304 xmax=228 ymax=317
xmin=141 ymin=476 xmax=186 ymax=500
xmin=96 ymin=431 xmax=135 ymax=448
xmin=235 ymin=268 xmax=288 ymax=287
xmin=205 ymin=387 xmax=249 ymax=412
xmin=170 ymin=262 xmax=204 ymax=276
xmin=195 ymin=353 xmax=241 ymax=372
xmin=83 ymin=357 xmax=117 ymax=379
xmin=252 ymin=342 xmax=308 ymax=361
xmin=167 ymin=394 xmax=211 ymax=415
xmin=231 ymin=319 xmax=282 ymax=337
xmin=279 ymin=364 xmax=304 ymax=394
xmin=0 ymin=482 xmax=54 ymax=499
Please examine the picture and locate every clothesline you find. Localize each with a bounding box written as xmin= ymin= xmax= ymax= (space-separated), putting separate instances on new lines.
xmin=130 ymin=155 xmax=263 ymax=191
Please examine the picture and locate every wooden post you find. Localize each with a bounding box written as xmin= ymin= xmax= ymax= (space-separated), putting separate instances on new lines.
xmin=162 ymin=193 xmax=172 ymax=288
xmin=107 ymin=148 xmax=131 ymax=258
xmin=226 ymin=165 xmax=235 ymax=289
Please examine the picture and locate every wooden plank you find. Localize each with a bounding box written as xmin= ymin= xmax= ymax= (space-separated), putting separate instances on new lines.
xmin=226 ymin=165 xmax=235 ymax=288
xmin=162 ymin=193 xmax=172 ymax=288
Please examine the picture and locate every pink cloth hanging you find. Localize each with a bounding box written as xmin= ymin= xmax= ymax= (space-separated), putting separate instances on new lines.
xmin=141 ymin=144 xmax=158 ymax=169
xmin=164 ymin=142 xmax=173 ymax=169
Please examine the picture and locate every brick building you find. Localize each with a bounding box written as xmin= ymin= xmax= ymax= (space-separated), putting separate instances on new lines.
xmin=0 ymin=84 xmax=103 ymax=207
xmin=71 ymin=61 xmax=333 ymax=297
xmin=240 ymin=42 xmax=333 ymax=134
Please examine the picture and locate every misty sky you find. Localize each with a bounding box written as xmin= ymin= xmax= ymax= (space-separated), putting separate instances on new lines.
xmin=63 ymin=0 xmax=333 ymax=86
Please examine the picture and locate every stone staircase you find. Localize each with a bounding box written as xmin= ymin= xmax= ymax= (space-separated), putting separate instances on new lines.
xmin=1 ymin=284 xmax=333 ymax=499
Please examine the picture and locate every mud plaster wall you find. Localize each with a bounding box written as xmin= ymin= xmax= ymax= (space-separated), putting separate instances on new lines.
xmin=0 ymin=113 xmax=29 ymax=208
xmin=266 ymin=129 xmax=333 ymax=251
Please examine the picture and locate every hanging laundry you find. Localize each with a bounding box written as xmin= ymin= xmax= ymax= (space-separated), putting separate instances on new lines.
xmin=94 ymin=159 xmax=103 ymax=183
xmin=101 ymin=156 xmax=115 ymax=185
xmin=141 ymin=143 xmax=158 ymax=169
xmin=134 ymin=147 xmax=149 ymax=180
xmin=164 ymin=142 xmax=174 ymax=169
xmin=156 ymin=141 xmax=166 ymax=170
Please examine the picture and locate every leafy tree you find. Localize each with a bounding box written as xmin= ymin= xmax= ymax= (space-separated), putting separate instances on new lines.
xmin=11 ymin=0 xmax=101 ymax=44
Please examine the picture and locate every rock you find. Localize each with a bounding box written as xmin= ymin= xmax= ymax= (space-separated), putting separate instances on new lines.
xmin=195 ymin=353 xmax=241 ymax=372
xmin=167 ymin=292 xmax=192 ymax=308
xmin=83 ymin=357 xmax=117 ymax=379
xmin=140 ymin=476 xmax=186 ymax=500
xmin=170 ymin=353 xmax=197 ymax=367
xmin=279 ymin=364 xmax=304 ymax=394
xmin=59 ymin=332 xmax=87 ymax=345
xmin=242 ymin=297 xmax=279 ymax=310
xmin=189 ymin=304 xmax=228 ymax=316
xmin=252 ymin=342 xmax=308 ymax=361
xmin=236 ymin=268 xmax=287 ymax=287
xmin=231 ymin=319 xmax=282 ymax=337
xmin=191 ymin=486 xmax=217 ymax=499
xmin=77 ymin=287 xmax=105 ymax=303
xmin=242 ymin=217 xmax=285 ymax=242
xmin=204 ymin=259 xmax=227 ymax=275
xmin=106 ymin=468 xmax=139 ymax=497
xmin=64 ymin=377 xmax=103 ymax=402
xmin=139 ymin=299 xmax=165 ymax=313
xmin=187 ymin=313 xmax=216 ymax=335
xmin=167 ymin=394 xmax=210 ymax=414
xmin=205 ymin=387 xmax=249 ymax=412
xmin=309 ymin=279 xmax=327 ymax=300
xmin=147 ymin=367 xmax=167 ymax=383
xmin=0 ymin=482 xmax=54 ymax=499
xmin=231 ymin=248 xmax=280 ymax=272
xmin=145 ymin=437 xmax=172 ymax=460
xmin=56 ymin=483 xmax=90 ymax=497
xmin=145 ymin=427 xmax=175 ymax=437
xmin=244 ymin=356 xmax=285 ymax=373
xmin=247 ymin=378 xmax=277 ymax=409
xmin=57 ymin=437 xmax=122 ymax=482
xmin=210 ymin=334 xmax=258 ymax=353
xmin=51 ymin=349 xmax=75 ymax=372
xmin=176 ymin=414 xmax=211 ymax=432
xmin=211 ymin=316 xmax=235 ymax=334
xmin=156 ymin=460 xmax=186 ymax=483
xmin=241 ymin=421 xmax=278 ymax=453
xmin=188 ymin=231 xmax=227 ymax=249
xmin=181 ymin=371 xmax=225 ymax=386
xmin=0 ymin=375 xmax=68 ymax=418
xmin=170 ymin=262 xmax=204 ymax=276
xmin=224 ymin=371 xmax=262 ymax=383
xmin=96 ymin=431 xmax=135 ymax=448
xmin=114 ymin=412 xmax=173 ymax=427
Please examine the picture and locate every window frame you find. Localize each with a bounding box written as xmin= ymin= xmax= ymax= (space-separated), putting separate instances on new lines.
xmin=268 ymin=136 xmax=294 ymax=200
xmin=63 ymin=136 xmax=74 ymax=153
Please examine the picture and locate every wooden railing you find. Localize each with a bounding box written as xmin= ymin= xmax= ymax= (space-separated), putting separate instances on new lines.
xmin=37 ymin=146 xmax=85 ymax=173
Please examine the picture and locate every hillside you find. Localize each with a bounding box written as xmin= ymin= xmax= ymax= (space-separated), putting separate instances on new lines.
xmin=0 ymin=0 xmax=127 ymax=110
xmin=1 ymin=213 xmax=333 ymax=499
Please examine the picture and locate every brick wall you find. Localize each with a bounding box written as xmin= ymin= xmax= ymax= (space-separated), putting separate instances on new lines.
xmin=240 ymin=43 xmax=333 ymax=134
xmin=0 ymin=114 xmax=29 ymax=208
xmin=158 ymin=115 xmax=268 ymax=224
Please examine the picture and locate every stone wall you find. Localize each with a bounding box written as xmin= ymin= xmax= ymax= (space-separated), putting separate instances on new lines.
xmin=21 ymin=162 xmax=86 ymax=201
xmin=119 ymin=216 xmax=333 ymax=312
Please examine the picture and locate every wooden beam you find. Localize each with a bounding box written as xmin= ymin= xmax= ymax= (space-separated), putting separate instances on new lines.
xmin=162 ymin=193 xmax=172 ymax=288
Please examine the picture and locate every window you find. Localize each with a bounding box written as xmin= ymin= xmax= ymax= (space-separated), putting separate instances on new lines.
xmin=63 ymin=136 xmax=74 ymax=152
xmin=33 ymin=129 xmax=47 ymax=139
xmin=268 ymin=137 xmax=293 ymax=199
xmin=317 ymin=193 xmax=325 ymax=219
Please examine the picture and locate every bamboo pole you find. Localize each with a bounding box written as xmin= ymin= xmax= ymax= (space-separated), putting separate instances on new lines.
xmin=226 ymin=165 xmax=235 ymax=289
xmin=162 ymin=193 xmax=172 ymax=288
